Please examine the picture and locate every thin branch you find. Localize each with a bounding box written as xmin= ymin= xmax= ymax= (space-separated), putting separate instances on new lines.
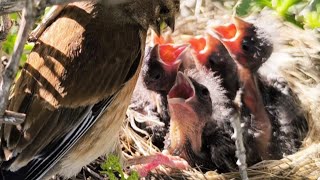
xmin=0 ymin=0 xmax=131 ymax=16
xmin=0 ymin=14 xmax=12 ymax=41
xmin=0 ymin=0 xmax=37 ymax=124
xmin=231 ymin=89 xmax=249 ymax=180
xmin=28 ymin=5 xmax=66 ymax=42
xmin=0 ymin=110 xmax=26 ymax=125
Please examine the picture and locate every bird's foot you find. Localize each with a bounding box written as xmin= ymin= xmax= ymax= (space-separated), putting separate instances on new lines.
xmin=128 ymin=152 xmax=190 ymax=177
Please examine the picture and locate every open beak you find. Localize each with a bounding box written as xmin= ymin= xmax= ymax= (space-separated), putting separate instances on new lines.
xmin=151 ymin=30 xmax=174 ymax=46
xmin=159 ymin=43 xmax=189 ymax=70
xmin=211 ymin=16 xmax=252 ymax=58
xmin=168 ymin=72 xmax=195 ymax=103
xmin=189 ymin=34 xmax=221 ymax=66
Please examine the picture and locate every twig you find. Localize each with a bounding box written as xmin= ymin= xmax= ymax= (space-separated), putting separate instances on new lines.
xmin=0 ymin=0 xmax=37 ymax=124
xmin=0 ymin=14 xmax=12 ymax=41
xmin=231 ymin=89 xmax=249 ymax=180
xmin=84 ymin=166 xmax=104 ymax=180
xmin=195 ymin=0 xmax=202 ymax=17
xmin=0 ymin=0 xmax=131 ymax=16
xmin=28 ymin=5 xmax=66 ymax=42
xmin=0 ymin=110 xmax=26 ymax=125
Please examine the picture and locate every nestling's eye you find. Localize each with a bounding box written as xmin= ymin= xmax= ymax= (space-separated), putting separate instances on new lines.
xmin=160 ymin=6 xmax=170 ymax=15
xmin=241 ymin=37 xmax=256 ymax=53
xmin=242 ymin=40 xmax=249 ymax=52
xmin=200 ymin=87 xmax=210 ymax=98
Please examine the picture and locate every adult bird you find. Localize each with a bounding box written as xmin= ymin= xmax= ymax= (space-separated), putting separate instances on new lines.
xmin=0 ymin=0 xmax=179 ymax=179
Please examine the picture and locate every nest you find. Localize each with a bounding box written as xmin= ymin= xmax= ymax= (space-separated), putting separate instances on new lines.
xmin=72 ymin=1 xmax=320 ymax=179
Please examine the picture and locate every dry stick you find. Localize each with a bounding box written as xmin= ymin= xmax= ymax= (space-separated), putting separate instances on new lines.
xmin=0 ymin=0 xmax=131 ymax=15
xmin=28 ymin=4 xmax=66 ymax=42
xmin=195 ymin=0 xmax=202 ymax=16
xmin=231 ymin=90 xmax=249 ymax=180
xmin=0 ymin=14 xmax=12 ymax=41
xmin=0 ymin=0 xmax=37 ymax=124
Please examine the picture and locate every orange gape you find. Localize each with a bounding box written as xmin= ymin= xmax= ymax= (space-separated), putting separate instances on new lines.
xmin=189 ymin=36 xmax=206 ymax=52
xmin=159 ymin=44 xmax=187 ymax=64
xmin=151 ymin=30 xmax=174 ymax=45
xmin=153 ymin=33 xmax=174 ymax=45
xmin=188 ymin=34 xmax=221 ymax=65
xmin=213 ymin=23 xmax=236 ymax=39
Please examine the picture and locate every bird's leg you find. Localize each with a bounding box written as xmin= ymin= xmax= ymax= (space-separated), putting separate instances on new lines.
xmin=28 ymin=5 xmax=66 ymax=42
xmin=238 ymin=67 xmax=272 ymax=159
xmin=156 ymin=93 xmax=170 ymax=127
xmin=126 ymin=151 xmax=189 ymax=177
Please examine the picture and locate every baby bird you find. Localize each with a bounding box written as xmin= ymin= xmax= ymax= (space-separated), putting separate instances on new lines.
xmin=167 ymin=68 xmax=308 ymax=172
xmin=130 ymin=42 xmax=189 ymax=148
xmin=213 ymin=16 xmax=307 ymax=159
xmin=189 ymin=34 xmax=239 ymax=100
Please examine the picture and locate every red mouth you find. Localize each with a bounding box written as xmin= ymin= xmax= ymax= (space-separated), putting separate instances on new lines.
xmin=212 ymin=23 xmax=237 ymax=39
xmin=189 ymin=34 xmax=221 ymax=65
xmin=168 ymin=72 xmax=195 ymax=101
xmin=159 ymin=44 xmax=189 ymax=66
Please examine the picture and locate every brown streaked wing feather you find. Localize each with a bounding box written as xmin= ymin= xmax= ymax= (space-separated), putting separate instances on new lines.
xmin=1 ymin=1 xmax=143 ymax=170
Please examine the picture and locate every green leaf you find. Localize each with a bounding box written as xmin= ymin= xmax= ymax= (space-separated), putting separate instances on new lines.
xmin=2 ymin=34 xmax=17 ymax=54
xmin=100 ymin=155 xmax=139 ymax=180
xmin=127 ymin=171 xmax=139 ymax=180
xmin=235 ymin=0 xmax=254 ymax=16
xmin=305 ymin=11 xmax=320 ymax=28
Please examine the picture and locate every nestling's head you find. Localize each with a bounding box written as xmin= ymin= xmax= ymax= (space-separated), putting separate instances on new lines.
xmin=142 ymin=43 xmax=189 ymax=94
xmin=212 ymin=16 xmax=273 ymax=71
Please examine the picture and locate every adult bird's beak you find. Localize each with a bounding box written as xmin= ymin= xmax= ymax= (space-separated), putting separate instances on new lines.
xmin=154 ymin=15 xmax=176 ymax=36
xmin=165 ymin=16 xmax=175 ymax=32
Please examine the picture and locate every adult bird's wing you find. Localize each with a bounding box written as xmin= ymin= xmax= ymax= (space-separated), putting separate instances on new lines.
xmin=1 ymin=94 xmax=117 ymax=180
xmin=1 ymin=2 xmax=143 ymax=179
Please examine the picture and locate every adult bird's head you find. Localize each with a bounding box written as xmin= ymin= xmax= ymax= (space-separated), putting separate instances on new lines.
xmin=124 ymin=0 xmax=180 ymax=35
xmin=142 ymin=43 xmax=189 ymax=94
xmin=212 ymin=16 xmax=273 ymax=72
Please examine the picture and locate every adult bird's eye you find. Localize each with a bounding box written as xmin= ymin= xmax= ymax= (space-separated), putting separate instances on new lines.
xmin=160 ymin=6 xmax=170 ymax=15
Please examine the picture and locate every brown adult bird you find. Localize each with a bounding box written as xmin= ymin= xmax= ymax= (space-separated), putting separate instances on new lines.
xmin=0 ymin=1 xmax=179 ymax=179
